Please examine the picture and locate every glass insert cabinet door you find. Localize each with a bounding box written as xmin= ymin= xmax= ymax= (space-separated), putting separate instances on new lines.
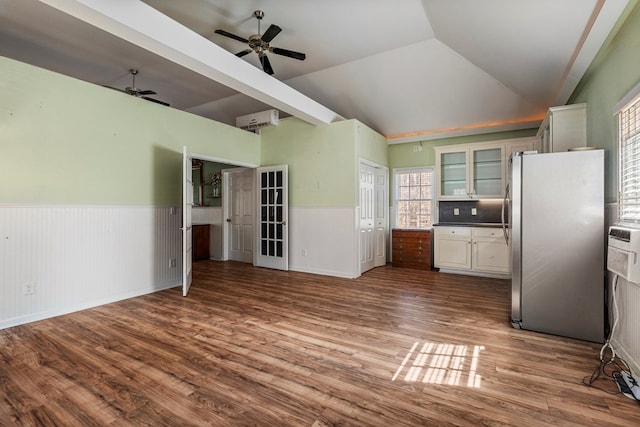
xmin=256 ymin=165 xmax=289 ymax=270
xmin=472 ymin=147 xmax=503 ymax=196
xmin=440 ymin=151 xmax=468 ymax=197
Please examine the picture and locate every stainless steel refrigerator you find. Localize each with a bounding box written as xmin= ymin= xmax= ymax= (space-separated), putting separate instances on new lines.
xmin=504 ymin=150 xmax=604 ymax=343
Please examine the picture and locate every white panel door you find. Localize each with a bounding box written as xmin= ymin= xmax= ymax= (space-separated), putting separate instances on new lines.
xmin=360 ymin=164 xmax=375 ymax=274
xmin=256 ymin=165 xmax=288 ymax=270
xmin=182 ymin=147 xmax=193 ymax=297
xmin=227 ymin=168 xmax=255 ymax=263
xmin=374 ymin=167 xmax=388 ymax=267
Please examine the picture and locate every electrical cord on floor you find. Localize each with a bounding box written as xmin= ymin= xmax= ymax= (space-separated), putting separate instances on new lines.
xmin=582 ymin=273 xmax=638 ymax=401
xmin=599 ymin=274 xmax=620 ymax=363
xmin=582 ymin=350 xmax=630 ymax=394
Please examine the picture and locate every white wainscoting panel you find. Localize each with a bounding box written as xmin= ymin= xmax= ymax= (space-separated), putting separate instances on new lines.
xmin=606 ymin=202 xmax=640 ymax=372
xmin=0 ymin=205 xmax=182 ymax=329
xmin=611 ymin=277 xmax=640 ymax=374
xmin=289 ymin=207 xmax=358 ymax=278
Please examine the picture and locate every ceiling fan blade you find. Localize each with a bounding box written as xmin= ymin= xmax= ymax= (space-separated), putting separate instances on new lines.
xmin=270 ymin=47 xmax=306 ymax=61
xmin=236 ymin=49 xmax=253 ymax=58
xmin=261 ymin=24 xmax=281 ymax=43
xmin=214 ymin=29 xmax=249 ymax=44
xmin=142 ymin=96 xmax=170 ymax=107
xmin=125 ymin=87 xmax=157 ymax=96
xmin=260 ymin=54 xmax=274 ymax=75
xmin=102 ymin=85 xmax=127 ymax=93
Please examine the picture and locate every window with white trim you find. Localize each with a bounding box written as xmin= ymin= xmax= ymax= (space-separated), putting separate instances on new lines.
xmin=394 ymin=167 xmax=434 ymax=228
xmin=617 ymin=84 xmax=640 ymax=223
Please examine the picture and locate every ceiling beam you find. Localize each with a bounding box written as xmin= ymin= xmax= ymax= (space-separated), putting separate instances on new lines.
xmin=37 ymin=0 xmax=343 ymax=126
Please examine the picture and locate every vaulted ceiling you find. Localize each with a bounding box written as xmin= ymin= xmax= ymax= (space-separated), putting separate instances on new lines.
xmin=0 ymin=0 xmax=631 ymax=142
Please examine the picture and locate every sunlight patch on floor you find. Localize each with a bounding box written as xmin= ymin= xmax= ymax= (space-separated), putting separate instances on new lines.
xmin=392 ymin=342 xmax=484 ymax=387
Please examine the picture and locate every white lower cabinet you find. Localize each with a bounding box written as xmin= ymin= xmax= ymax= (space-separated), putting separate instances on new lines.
xmin=471 ymin=228 xmax=510 ymax=273
xmin=434 ymin=226 xmax=510 ymax=276
xmin=434 ymin=227 xmax=471 ymax=269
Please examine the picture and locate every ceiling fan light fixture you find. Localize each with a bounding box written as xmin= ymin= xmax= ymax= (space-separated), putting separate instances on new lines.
xmin=214 ymin=10 xmax=306 ymax=75
xmin=103 ymin=69 xmax=169 ymax=106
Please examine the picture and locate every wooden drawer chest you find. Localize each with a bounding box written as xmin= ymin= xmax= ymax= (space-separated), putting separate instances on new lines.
xmin=392 ymin=229 xmax=432 ymax=270
xmin=193 ymin=224 xmax=211 ymax=261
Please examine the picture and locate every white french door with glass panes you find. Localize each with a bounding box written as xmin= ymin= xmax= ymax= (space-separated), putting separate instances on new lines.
xmin=256 ymin=165 xmax=288 ymax=270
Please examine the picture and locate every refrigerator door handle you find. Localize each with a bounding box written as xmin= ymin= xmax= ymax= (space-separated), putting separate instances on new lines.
xmin=502 ymin=183 xmax=510 ymax=244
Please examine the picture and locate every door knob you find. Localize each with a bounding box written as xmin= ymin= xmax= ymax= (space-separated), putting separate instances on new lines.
xmin=226 ymin=218 xmax=231 ymax=222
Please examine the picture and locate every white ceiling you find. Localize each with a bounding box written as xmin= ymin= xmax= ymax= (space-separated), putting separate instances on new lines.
xmin=0 ymin=0 xmax=631 ymax=142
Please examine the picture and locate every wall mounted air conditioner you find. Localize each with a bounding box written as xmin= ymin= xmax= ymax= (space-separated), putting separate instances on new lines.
xmin=235 ymin=109 xmax=279 ymax=131
xmin=607 ymin=225 xmax=640 ymax=284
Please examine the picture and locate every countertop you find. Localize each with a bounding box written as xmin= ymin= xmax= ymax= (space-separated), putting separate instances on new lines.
xmin=432 ymin=222 xmax=505 ymax=228
xmin=392 ymin=228 xmax=433 ymax=231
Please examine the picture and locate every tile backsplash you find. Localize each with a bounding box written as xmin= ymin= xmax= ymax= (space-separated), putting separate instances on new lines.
xmin=438 ymin=199 xmax=505 ymax=224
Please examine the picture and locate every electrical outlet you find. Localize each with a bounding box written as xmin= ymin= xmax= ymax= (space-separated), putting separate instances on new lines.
xmin=169 ymin=258 xmax=177 ymax=268
xmin=301 ymin=249 xmax=308 ymax=257
xmin=471 ymin=208 xmax=477 ymax=216
xmin=24 ymin=282 xmax=35 ymax=295
xmin=453 ymin=208 xmax=460 ymax=216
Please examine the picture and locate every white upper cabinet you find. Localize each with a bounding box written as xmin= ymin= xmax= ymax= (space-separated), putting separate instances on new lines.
xmin=537 ymin=103 xmax=587 ymax=153
xmin=438 ymin=148 xmax=469 ymax=198
xmin=435 ymin=137 xmax=537 ymax=200
xmin=471 ymin=145 xmax=504 ymax=197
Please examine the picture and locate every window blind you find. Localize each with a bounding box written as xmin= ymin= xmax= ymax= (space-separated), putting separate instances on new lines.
xmin=619 ymin=91 xmax=640 ymax=223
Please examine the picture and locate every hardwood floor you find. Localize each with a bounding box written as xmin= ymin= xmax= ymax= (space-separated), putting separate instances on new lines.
xmin=1 ymin=261 xmax=639 ymax=426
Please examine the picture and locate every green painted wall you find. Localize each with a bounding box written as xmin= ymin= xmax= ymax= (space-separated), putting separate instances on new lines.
xmin=355 ymin=120 xmax=388 ymax=167
xmin=260 ymin=117 xmax=358 ymax=207
xmin=388 ymin=129 xmax=537 ymax=169
xmin=0 ymin=56 xmax=260 ymax=206
xmin=568 ymin=0 xmax=640 ymax=203
xmin=9 ymin=0 xmax=637 ymax=210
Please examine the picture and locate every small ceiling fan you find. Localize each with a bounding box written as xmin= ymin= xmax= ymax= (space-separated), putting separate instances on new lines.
xmin=105 ymin=69 xmax=169 ymax=106
xmin=214 ymin=10 xmax=306 ymax=75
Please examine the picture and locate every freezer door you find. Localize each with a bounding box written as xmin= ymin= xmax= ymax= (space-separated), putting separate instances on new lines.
xmin=510 ymin=153 xmax=523 ymax=324
xmin=519 ymin=150 xmax=604 ymax=343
